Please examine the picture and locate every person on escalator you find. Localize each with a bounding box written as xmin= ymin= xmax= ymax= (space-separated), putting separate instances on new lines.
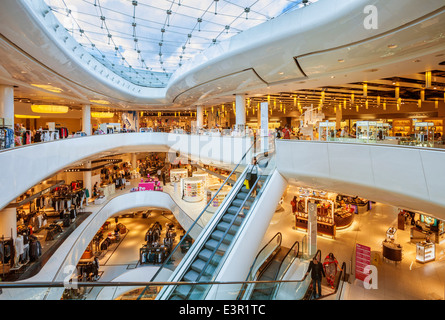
xmin=323 ymin=253 xmax=339 ymax=289
xmin=305 ymin=256 xmax=326 ymax=299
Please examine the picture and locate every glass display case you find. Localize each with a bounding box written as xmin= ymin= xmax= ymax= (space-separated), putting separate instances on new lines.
xmin=414 ymin=122 xmax=435 ymax=147
xmin=356 ymin=121 xmax=378 ymax=143
xmin=416 ymin=241 xmax=435 ymax=263
xmin=318 ymin=121 xmax=336 ymax=141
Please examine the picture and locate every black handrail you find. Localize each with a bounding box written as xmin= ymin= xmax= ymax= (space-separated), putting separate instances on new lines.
xmin=236 ymin=232 xmax=282 ymax=300
xmin=246 ymin=232 xmax=282 ymax=282
xmin=184 ymin=173 xmax=261 ymax=300
xmin=137 ymin=141 xmax=255 ymax=299
xmin=274 ymin=240 xmax=299 ymax=281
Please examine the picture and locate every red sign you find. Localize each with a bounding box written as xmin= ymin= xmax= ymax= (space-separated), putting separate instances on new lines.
xmin=355 ymin=243 xmax=371 ymax=281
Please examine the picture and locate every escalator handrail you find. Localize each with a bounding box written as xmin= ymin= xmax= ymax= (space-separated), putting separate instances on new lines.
xmin=269 ymin=240 xmax=299 ymax=300
xmin=148 ymin=140 xmax=255 ymax=283
xmin=236 ymin=232 xmax=282 ymax=300
xmin=184 ymin=173 xmax=262 ymax=299
xmin=334 ymin=261 xmax=348 ymax=299
xmin=245 ymin=232 xmax=282 ymax=282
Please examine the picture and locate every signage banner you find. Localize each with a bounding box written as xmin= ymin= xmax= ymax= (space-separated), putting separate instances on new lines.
xmin=355 ymin=243 xmax=371 ymax=281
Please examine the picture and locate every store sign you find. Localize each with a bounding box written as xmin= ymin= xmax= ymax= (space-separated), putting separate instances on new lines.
xmin=355 ymin=243 xmax=371 ymax=281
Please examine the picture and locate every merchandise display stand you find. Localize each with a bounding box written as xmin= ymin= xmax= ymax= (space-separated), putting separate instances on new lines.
xmin=192 ymin=171 xmax=208 ymax=187
xmin=206 ymin=185 xmax=230 ymax=213
xmin=182 ymin=177 xmax=204 ymax=202
xmin=170 ymin=168 xmax=188 ymax=184
xmin=416 ymin=241 xmax=435 ymax=263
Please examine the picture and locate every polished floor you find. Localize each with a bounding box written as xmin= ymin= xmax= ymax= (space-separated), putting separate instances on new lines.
xmin=263 ymin=185 xmax=445 ymax=300
xmin=81 ymin=180 xmax=445 ymax=300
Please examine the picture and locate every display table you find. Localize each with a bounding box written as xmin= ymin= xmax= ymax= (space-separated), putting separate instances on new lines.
xmin=94 ymin=196 xmax=107 ymax=205
xmin=99 ymin=184 xmax=115 ymax=197
xmin=170 ymin=168 xmax=188 ymax=184
xmin=182 ymin=177 xmax=204 ymax=202
xmin=416 ymin=241 xmax=435 ymax=263
xmin=139 ymin=182 xmax=155 ymax=191
xmin=382 ymin=240 xmax=402 ymax=262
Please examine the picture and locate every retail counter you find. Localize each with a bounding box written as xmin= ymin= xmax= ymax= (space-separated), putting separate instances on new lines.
xmin=416 ymin=241 xmax=435 ymax=263
xmin=334 ymin=210 xmax=354 ymax=229
xmin=294 ymin=213 xmax=336 ymax=238
xmin=382 ymin=240 xmax=402 ymax=262
xmin=99 ymin=184 xmax=115 ymax=197
xmin=410 ymin=227 xmax=435 ymax=243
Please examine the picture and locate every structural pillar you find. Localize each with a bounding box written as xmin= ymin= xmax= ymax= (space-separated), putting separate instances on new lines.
xmin=83 ymin=161 xmax=92 ymax=205
xmin=196 ymin=106 xmax=204 ymax=130
xmin=131 ymin=153 xmax=137 ymax=169
xmin=0 ymin=206 xmax=17 ymax=241
xmin=0 ymin=85 xmax=14 ymax=131
xmin=235 ymin=94 xmax=246 ymax=130
xmin=82 ymin=104 xmax=92 ymax=135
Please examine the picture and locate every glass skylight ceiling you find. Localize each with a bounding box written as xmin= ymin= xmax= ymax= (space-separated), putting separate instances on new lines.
xmin=44 ymin=0 xmax=318 ymax=88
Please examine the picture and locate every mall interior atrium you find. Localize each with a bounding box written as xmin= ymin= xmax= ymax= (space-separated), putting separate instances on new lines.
xmin=0 ymin=0 xmax=444 ymax=303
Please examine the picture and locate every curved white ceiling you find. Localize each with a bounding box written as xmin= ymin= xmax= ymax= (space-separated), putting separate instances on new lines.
xmin=0 ymin=0 xmax=444 ymax=109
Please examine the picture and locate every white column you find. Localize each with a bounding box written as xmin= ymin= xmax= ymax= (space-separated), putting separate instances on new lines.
xmin=235 ymin=94 xmax=246 ymax=128
xmin=0 ymin=207 xmax=17 ymax=240
xmin=83 ymin=161 xmax=92 ymax=205
xmin=0 ymin=85 xmax=14 ymax=129
xmin=196 ymin=106 xmax=203 ymax=129
xmin=131 ymin=153 xmax=137 ymax=169
xmin=82 ymin=104 xmax=91 ymax=135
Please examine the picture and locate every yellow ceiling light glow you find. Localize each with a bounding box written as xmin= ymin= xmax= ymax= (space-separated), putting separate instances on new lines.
xmin=91 ymin=112 xmax=114 ymax=118
xmin=89 ymin=100 xmax=111 ymax=105
xmin=15 ymin=114 xmax=41 ymax=119
xmin=31 ymin=105 xmax=69 ymax=113
xmin=31 ymin=84 xmax=63 ymax=93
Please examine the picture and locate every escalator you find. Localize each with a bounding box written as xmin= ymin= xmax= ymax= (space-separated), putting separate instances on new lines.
xmin=241 ymin=239 xmax=300 ymax=300
xmin=168 ymin=172 xmax=261 ymax=300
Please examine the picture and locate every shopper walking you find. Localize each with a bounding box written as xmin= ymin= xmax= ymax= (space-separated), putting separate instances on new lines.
xmin=305 ymin=256 xmax=326 ymax=299
xmin=323 ymin=253 xmax=339 ymax=289
xmin=291 ymin=196 xmax=297 ymax=214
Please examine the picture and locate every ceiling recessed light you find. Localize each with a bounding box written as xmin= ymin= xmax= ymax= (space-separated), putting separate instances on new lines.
xmin=338 ymin=59 xmax=345 ymax=63
xmin=388 ymin=44 xmax=398 ymax=49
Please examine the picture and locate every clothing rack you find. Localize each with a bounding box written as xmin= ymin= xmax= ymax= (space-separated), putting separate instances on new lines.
xmin=1 ymin=229 xmax=14 ymax=279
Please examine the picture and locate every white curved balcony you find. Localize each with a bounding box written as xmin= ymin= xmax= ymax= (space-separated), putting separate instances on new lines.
xmin=0 ymin=133 xmax=252 ymax=210
xmin=276 ymin=139 xmax=445 ymax=219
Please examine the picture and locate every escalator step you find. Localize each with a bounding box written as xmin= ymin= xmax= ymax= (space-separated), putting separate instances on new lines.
xmin=222 ymin=214 xmax=243 ymax=226
xmin=227 ymin=206 xmax=241 ymax=215
xmin=232 ymin=199 xmax=252 ymax=207
xmin=173 ymin=285 xmax=193 ymax=299
xmin=184 ymin=270 xmax=200 ymax=282
xmin=211 ymin=230 xmax=233 ymax=244
xmin=216 ymin=221 xmax=239 ymax=235
xmin=241 ymin=186 xmax=249 ymax=193
xmin=236 ymin=192 xmax=248 ymax=200
xmin=191 ymin=259 xmax=207 ymax=273
xmin=204 ymin=240 xmax=228 ymax=254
